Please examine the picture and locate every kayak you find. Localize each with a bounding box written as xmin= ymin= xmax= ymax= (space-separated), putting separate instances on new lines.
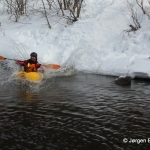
xmin=17 ymin=71 xmax=43 ymax=82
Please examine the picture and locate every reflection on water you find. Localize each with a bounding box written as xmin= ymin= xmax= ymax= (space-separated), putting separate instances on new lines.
xmin=0 ymin=73 xmax=150 ymax=150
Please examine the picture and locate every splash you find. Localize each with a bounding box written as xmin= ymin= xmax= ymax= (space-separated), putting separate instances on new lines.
xmin=0 ymin=42 xmax=77 ymax=94
xmin=0 ymin=73 xmax=51 ymax=94
xmin=0 ymin=62 xmax=43 ymax=93
xmin=0 ymin=30 xmax=30 ymax=60
xmin=44 ymin=65 xmax=76 ymax=78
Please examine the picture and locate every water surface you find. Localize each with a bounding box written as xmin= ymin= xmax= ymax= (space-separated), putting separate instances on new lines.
xmin=0 ymin=73 xmax=150 ymax=150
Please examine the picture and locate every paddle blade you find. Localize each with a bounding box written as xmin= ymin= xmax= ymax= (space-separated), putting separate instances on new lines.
xmin=44 ymin=64 xmax=61 ymax=69
xmin=0 ymin=56 xmax=6 ymax=60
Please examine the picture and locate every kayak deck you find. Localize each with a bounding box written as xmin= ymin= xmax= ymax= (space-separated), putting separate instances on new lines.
xmin=17 ymin=71 xmax=43 ymax=82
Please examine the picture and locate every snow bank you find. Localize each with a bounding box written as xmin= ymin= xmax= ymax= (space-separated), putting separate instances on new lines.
xmin=0 ymin=0 xmax=150 ymax=78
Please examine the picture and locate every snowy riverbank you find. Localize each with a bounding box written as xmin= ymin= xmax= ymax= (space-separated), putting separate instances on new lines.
xmin=0 ymin=0 xmax=150 ymax=79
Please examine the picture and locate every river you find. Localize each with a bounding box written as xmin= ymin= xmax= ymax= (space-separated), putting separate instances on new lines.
xmin=0 ymin=72 xmax=150 ymax=150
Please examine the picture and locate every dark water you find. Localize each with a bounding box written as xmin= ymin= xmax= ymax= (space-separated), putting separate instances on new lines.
xmin=0 ymin=73 xmax=150 ymax=150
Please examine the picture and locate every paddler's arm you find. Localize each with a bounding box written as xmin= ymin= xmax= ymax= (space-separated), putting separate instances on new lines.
xmin=16 ymin=60 xmax=28 ymax=66
xmin=36 ymin=63 xmax=41 ymax=67
xmin=37 ymin=63 xmax=45 ymax=73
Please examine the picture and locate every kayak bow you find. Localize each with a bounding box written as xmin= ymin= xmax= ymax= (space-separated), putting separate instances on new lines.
xmin=17 ymin=71 xmax=43 ymax=82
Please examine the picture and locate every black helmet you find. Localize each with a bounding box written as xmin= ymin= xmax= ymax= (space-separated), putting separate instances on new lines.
xmin=30 ymin=52 xmax=37 ymax=57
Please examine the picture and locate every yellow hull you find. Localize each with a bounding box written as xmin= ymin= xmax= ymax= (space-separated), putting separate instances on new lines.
xmin=17 ymin=71 xmax=43 ymax=82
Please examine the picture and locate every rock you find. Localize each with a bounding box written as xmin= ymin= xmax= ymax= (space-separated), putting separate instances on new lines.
xmin=115 ymin=76 xmax=131 ymax=85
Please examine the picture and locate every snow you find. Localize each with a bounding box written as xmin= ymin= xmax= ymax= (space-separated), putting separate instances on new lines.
xmin=0 ymin=0 xmax=150 ymax=79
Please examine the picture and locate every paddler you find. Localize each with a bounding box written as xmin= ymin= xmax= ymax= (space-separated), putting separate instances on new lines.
xmin=16 ymin=52 xmax=41 ymax=72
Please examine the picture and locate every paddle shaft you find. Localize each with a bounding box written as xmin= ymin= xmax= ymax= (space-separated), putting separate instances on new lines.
xmin=4 ymin=58 xmax=14 ymax=61
xmin=0 ymin=56 xmax=14 ymax=61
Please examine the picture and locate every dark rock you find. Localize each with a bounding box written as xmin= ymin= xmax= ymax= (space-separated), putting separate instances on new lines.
xmin=115 ymin=76 xmax=131 ymax=85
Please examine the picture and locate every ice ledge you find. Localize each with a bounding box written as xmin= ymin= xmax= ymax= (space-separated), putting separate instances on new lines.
xmin=132 ymin=72 xmax=150 ymax=79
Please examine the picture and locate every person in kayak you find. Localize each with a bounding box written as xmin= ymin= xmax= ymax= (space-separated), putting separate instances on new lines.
xmin=16 ymin=52 xmax=41 ymax=72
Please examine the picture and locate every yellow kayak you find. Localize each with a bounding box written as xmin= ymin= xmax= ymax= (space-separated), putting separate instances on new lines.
xmin=17 ymin=71 xmax=43 ymax=82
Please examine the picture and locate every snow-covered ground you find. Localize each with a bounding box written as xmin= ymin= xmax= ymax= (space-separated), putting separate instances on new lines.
xmin=1 ymin=0 xmax=150 ymax=78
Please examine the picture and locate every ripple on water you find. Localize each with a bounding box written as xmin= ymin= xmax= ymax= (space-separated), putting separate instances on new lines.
xmin=0 ymin=73 xmax=150 ymax=149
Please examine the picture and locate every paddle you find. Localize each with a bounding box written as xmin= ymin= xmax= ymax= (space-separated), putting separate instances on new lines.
xmin=0 ymin=55 xmax=61 ymax=69
xmin=0 ymin=56 xmax=14 ymax=61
